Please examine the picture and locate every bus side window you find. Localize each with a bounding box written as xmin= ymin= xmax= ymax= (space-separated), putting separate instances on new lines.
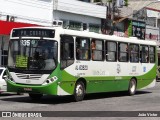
xmin=91 ymin=39 xmax=104 ymax=61
xmin=149 ymin=46 xmax=155 ymax=63
xmin=106 ymin=41 xmax=117 ymax=61
xmin=118 ymin=43 xmax=128 ymax=62
xmin=130 ymin=44 xmax=139 ymax=63
xmin=140 ymin=45 xmax=149 ymax=63
xmin=76 ymin=37 xmax=90 ymax=60
xmin=91 ymin=39 xmax=96 ymax=60
xmin=60 ymin=35 xmax=74 ymax=69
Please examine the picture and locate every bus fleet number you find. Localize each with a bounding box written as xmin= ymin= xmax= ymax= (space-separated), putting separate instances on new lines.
xmin=21 ymin=40 xmax=31 ymax=46
xmin=75 ymin=65 xmax=88 ymax=70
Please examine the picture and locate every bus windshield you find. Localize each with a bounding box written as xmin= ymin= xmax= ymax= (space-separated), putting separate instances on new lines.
xmin=8 ymin=39 xmax=58 ymax=71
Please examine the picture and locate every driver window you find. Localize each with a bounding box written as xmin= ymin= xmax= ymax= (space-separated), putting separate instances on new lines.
xmin=60 ymin=35 xmax=74 ymax=69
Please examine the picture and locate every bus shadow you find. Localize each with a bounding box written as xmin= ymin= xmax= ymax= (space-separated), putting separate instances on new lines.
xmin=0 ymin=91 xmax=152 ymax=104
xmin=84 ymin=91 xmax=152 ymax=101
xmin=0 ymin=93 xmax=22 ymax=97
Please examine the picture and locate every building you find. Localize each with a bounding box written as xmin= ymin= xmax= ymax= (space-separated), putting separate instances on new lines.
xmin=104 ymin=0 xmax=160 ymax=61
xmin=0 ymin=0 xmax=106 ymax=66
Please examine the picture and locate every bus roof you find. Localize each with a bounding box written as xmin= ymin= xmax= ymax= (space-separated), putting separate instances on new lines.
xmin=11 ymin=26 xmax=157 ymax=46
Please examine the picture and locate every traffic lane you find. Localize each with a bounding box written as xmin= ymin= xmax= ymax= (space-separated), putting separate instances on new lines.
xmin=0 ymin=91 xmax=159 ymax=111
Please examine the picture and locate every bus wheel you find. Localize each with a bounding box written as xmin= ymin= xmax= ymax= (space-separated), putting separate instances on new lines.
xmin=29 ymin=93 xmax=43 ymax=100
xmin=74 ymin=81 xmax=85 ymax=102
xmin=17 ymin=92 xmax=23 ymax=95
xmin=128 ymin=78 xmax=137 ymax=95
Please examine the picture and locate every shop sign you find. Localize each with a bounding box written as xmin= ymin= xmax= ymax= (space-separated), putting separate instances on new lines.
xmin=132 ymin=20 xmax=146 ymax=40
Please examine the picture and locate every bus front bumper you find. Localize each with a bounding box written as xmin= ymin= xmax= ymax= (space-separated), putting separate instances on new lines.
xmin=6 ymin=80 xmax=58 ymax=95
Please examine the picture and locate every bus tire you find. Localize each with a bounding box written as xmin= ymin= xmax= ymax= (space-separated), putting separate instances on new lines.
xmin=17 ymin=92 xmax=23 ymax=95
xmin=128 ymin=78 xmax=137 ymax=95
xmin=74 ymin=81 xmax=85 ymax=102
xmin=29 ymin=93 xmax=43 ymax=100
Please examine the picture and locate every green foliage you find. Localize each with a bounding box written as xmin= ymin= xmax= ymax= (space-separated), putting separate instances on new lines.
xmin=128 ymin=20 xmax=132 ymax=37
xmin=124 ymin=0 xmax=128 ymax=6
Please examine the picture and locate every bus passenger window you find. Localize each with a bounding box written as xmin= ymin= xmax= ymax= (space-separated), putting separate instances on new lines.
xmin=140 ymin=45 xmax=149 ymax=63
xmin=76 ymin=37 xmax=90 ymax=60
xmin=91 ymin=39 xmax=104 ymax=61
xmin=118 ymin=43 xmax=128 ymax=62
xmin=106 ymin=41 xmax=117 ymax=61
xmin=130 ymin=44 xmax=139 ymax=63
xmin=149 ymin=46 xmax=155 ymax=63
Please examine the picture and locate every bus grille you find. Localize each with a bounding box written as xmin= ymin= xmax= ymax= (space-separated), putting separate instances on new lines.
xmin=15 ymin=73 xmax=42 ymax=80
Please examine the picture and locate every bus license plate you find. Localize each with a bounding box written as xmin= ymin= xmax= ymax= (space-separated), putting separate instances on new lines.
xmin=24 ymin=88 xmax=32 ymax=91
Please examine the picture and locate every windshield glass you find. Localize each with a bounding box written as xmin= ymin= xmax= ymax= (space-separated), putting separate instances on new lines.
xmin=8 ymin=39 xmax=58 ymax=70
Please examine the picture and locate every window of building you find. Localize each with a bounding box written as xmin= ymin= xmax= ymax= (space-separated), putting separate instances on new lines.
xmin=130 ymin=44 xmax=139 ymax=63
xmin=91 ymin=39 xmax=104 ymax=61
xmin=118 ymin=43 xmax=128 ymax=62
xmin=69 ymin=21 xmax=82 ymax=31
xmin=149 ymin=46 xmax=155 ymax=63
xmin=62 ymin=19 xmax=69 ymax=29
xmin=140 ymin=45 xmax=149 ymax=63
xmin=76 ymin=37 xmax=90 ymax=60
xmin=78 ymin=0 xmax=91 ymax=2
xmin=106 ymin=41 xmax=117 ymax=61
xmin=60 ymin=35 xmax=74 ymax=69
xmin=89 ymin=24 xmax=100 ymax=33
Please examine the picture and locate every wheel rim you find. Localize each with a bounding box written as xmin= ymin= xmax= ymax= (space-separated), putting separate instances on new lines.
xmin=76 ymin=84 xmax=83 ymax=97
xmin=130 ymin=80 xmax=136 ymax=93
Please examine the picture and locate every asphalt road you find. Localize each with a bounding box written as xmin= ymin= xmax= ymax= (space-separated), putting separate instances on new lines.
xmin=0 ymin=81 xmax=160 ymax=120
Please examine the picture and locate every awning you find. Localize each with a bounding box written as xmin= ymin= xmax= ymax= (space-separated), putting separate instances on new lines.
xmin=0 ymin=20 xmax=38 ymax=35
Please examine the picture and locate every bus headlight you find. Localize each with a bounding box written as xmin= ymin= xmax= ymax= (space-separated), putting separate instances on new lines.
xmin=43 ymin=76 xmax=58 ymax=85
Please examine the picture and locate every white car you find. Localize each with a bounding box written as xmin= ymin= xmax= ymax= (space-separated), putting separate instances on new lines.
xmin=0 ymin=67 xmax=7 ymax=93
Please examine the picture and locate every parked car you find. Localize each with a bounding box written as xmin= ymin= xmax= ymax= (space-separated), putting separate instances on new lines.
xmin=0 ymin=67 xmax=7 ymax=93
xmin=0 ymin=67 xmax=23 ymax=95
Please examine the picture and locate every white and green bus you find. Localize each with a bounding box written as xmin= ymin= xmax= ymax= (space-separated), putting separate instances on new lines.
xmin=6 ymin=26 xmax=157 ymax=101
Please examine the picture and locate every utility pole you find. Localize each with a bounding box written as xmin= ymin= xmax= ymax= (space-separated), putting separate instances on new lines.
xmin=108 ymin=0 xmax=128 ymax=35
xmin=109 ymin=0 xmax=114 ymax=35
xmin=109 ymin=0 xmax=116 ymax=35
xmin=53 ymin=0 xmax=58 ymax=24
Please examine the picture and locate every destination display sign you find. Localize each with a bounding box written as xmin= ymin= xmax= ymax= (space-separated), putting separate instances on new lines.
xmin=12 ymin=29 xmax=55 ymax=38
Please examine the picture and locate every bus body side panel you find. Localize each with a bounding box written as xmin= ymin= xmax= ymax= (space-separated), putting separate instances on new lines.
xmin=57 ymin=70 xmax=76 ymax=95
xmin=61 ymin=61 xmax=156 ymax=94
xmin=136 ymin=64 xmax=156 ymax=89
xmin=85 ymin=77 xmax=129 ymax=93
